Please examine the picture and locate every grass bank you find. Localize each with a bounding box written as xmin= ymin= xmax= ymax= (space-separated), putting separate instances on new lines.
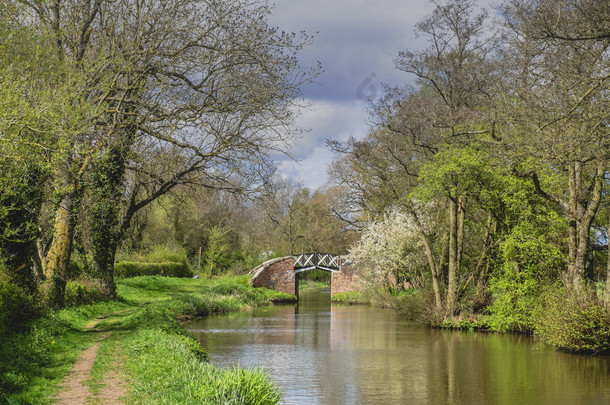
xmin=0 ymin=275 xmax=294 ymax=404
xmin=297 ymin=280 xmax=330 ymax=291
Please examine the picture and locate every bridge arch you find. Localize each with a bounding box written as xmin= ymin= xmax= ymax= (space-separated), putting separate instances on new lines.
xmin=249 ymin=254 xmax=359 ymax=298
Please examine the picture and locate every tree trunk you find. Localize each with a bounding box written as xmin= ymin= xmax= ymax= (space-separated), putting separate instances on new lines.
xmin=422 ymin=234 xmax=443 ymax=312
xmin=438 ymin=231 xmax=449 ymax=287
xmin=408 ymin=206 xmax=443 ymax=311
xmin=476 ymin=214 xmax=495 ymax=300
xmin=524 ymin=160 xmax=604 ymax=296
xmin=457 ymin=195 xmax=465 ymax=274
xmin=288 ymin=213 xmax=293 ymax=255
xmin=566 ymin=161 xmax=603 ymax=295
xmin=88 ymin=145 xmax=130 ymax=299
xmin=604 ymin=204 xmax=610 ymax=309
xmin=32 ymin=238 xmax=46 ymax=282
xmin=446 ymin=196 xmax=459 ymax=316
xmin=43 ymin=194 xmax=75 ymax=308
xmin=91 ymin=223 xmax=118 ymax=299
xmin=567 ymin=162 xmax=579 ymax=289
xmin=573 ymin=218 xmax=592 ymax=292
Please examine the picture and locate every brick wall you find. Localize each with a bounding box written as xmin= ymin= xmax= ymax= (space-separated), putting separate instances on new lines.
xmin=250 ymin=256 xmax=296 ymax=296
xmin=331 ymin=261 xmax=360 ymax=296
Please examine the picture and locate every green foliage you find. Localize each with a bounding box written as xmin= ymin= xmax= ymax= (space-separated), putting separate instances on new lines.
xmin=536 ymin=288 xmax=610 ymax=353
xmin=414 ymin=144 xmax=496 ymax=202
xmin=0 ymin=310 xmax=97 ymax=402
xmin=486 ymin=270 xmax=543 ymax=333
xmin=0 ymin=274 xmax=39 ymax=337
xmin=0 ymin=161 xmax=44 ymax=274
xmin=203 ymin=225 xmax=230 ymax=277
xmin=114 ymin=261 xmax=193 ymax=279
xmin=64 ymin=277 xmax=108 ymax=307
xmin=487 ymin=206 xmax=564 ymax=333
xmin=299 ymin=268 xmax=331 ymax=283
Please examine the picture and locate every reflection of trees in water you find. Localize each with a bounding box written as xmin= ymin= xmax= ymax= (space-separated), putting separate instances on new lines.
xmin=189 ymin=292 xmax=610 ymax=404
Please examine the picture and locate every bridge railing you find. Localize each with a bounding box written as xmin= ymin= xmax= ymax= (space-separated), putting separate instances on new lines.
xmin=293 ymin=253 xmax=340 ymax=272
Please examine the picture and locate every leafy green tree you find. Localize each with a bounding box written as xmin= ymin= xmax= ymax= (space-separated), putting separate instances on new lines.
xmin=8 ymin=0 xmax=317 ymax=305
xmin=487 ymin=204 xmax=566 ymax=332
xmin=499 ymin=0 xmax=610 ymax=295
xmin=415 ymin=145 xmax=498 ymax=313
xmin=0 ymin=5 xmax=102 ymax=306
xmin=203 ymin=225 xmax=230 ymax=277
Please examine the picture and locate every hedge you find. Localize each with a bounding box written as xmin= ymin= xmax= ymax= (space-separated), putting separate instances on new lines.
xmin=114 ymin=261 xmax=193 ymax=279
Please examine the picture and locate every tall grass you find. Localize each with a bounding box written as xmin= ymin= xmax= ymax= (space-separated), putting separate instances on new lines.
xmin=126 ymin=329 xmax=282 ymax=404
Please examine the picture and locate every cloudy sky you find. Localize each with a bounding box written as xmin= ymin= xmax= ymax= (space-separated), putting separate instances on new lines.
xmin=270 ymin=0 xmax=493 ymax=188
xmin=268 ymin=0 xmax=444 ymax=189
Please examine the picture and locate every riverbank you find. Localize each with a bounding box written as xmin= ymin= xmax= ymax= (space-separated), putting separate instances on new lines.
xmin=331 ymin=286 xmax=610 ymax=353
xmin=0 ymin=275 xmax=293 ymax=404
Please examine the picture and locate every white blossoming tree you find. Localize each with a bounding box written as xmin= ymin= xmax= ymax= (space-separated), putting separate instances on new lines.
xmin=348 ymin=209 xmax=428 ymax=289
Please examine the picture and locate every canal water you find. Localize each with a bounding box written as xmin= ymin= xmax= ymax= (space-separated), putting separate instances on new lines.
xmin=188 ymin=288 xmax=610 ymax=404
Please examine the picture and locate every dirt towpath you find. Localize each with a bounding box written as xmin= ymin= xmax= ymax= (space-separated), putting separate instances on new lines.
xmin=54 ymin=326 xmax=128 ymax=404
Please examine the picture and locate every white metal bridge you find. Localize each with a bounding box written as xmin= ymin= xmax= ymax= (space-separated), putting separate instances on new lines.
xmin=293 ymin=253 xmax=340 ymax=273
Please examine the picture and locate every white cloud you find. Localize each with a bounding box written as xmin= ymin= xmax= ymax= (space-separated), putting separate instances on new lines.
xmin=292 ymin=99 xmax=369 ymax=156
xmin=276 ymin=99 xmax=370 ymax=189
xmin=278 ymin=146 xmax=334 ymax=189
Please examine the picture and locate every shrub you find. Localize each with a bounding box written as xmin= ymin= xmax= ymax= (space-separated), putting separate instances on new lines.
xmin=142 ymin=244 xmax=189 ymax=266
xmin=395 ymin=289 xmax=429 ymax=321
xmin=486 ymin=271 xmax=542 ymax=333
xmin=64 ymin=277 xmax=107 ymax=307
xmin=114 ymin=261 xmax=193 ymax=279
xmin=486 ymin=213 xmax=564 ymax=333
xmin=0 ymin=276 xmax=38 ymax=336
xmin=536 ymin=288 xmax=610 ymax=353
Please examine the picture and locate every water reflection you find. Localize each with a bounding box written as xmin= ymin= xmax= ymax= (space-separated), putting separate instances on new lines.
xmin=188 ymin=289 xmax=610 ymax=404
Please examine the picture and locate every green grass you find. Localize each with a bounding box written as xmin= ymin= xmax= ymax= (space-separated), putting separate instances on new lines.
xmin=1 ymin=275 xmax=292 ymax=404
xmin=330 ymin=291 xmax=368 ymax=305
xmin=298 ymin=280 xmax=330 ymax=291
xmin=0 ymin=314 xmax=99 ymax=404
xmin=126 ymin=329 xmax=282 ymax=404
